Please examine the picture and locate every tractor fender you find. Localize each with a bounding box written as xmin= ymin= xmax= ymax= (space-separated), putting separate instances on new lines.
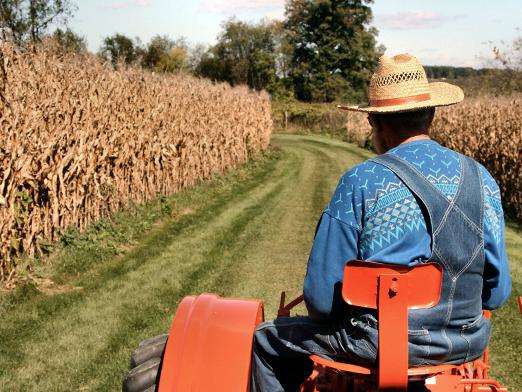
xmin=158 ymin=293 xmax=264 ymax=392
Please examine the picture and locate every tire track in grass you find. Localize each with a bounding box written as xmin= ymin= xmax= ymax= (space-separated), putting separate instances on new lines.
xmin=87 ymin=182 xmax=289 ymax=391
xmin=83 ymin=143 xmax=304 ymax=390
xmin=225 ymin=135 xmax=366 ymax=316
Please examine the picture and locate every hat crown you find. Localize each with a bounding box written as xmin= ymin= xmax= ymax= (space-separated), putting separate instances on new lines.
xmin=369 ymin=54 xmax=430 ymax=101
xmin=337 ymin=52 xmax=464 ymax=113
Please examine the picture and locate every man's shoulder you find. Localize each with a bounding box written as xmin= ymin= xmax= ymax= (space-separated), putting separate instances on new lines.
xmin=326 ymin=160 xmax=390 ymax=229
xmin=446 ymin=152 xmax=502 ymax=201
xmin=341 ymin=160 xmax=395 ymax=186
xmin=338 ymin=158 xmax=412 ymax=206
xmin=476 ymin=162 xmax=501 ymax=195
xmin=387 ymin=141 xmax=501 ymax=196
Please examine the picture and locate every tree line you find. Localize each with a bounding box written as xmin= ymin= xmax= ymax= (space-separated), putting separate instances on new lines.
xmin=92 ymin=0 xmax=383 ymax=103
xmin=1 ymin=1 xmax=520 ymax=102
xmin=1 ymin=0 xmax=385 ymax=102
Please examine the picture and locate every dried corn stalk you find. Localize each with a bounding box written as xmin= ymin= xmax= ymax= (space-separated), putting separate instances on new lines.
xmin=431 ymin=97 xmax=521 ymax=220
xmin=0 ymin=43 xmax=272 ymax=280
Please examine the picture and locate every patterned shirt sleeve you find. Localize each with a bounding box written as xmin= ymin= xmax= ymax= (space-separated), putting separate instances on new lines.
xmin=480 ymin=165 xmax=512 ymax=309
xmin=303 ymin=171 xmax=362 ymax=320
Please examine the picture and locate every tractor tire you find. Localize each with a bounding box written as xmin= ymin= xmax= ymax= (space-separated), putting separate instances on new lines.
xmin=130 ymin=334 xmax=168 ymax=368
xmin=123 ymin=334 xmax=168 ymax=392
xmin=122 ymin=357 xmax=161 ymax=392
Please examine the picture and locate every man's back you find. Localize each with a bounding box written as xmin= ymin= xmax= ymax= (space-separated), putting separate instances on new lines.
xmin=251 ymin=54 xmax=511 ymax=391
xmin=303 ymin=139 xmax=511 ymax=365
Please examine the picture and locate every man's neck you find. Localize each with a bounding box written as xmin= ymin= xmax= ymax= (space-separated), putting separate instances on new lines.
xmin=378 ymin=131 xmax=431 ymax=154
xmin=398 ymin=134 xmax=431 ymax=146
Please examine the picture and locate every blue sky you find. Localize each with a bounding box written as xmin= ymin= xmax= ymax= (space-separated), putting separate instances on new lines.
xmin=69 ymin=0 xmax=521 ymax=68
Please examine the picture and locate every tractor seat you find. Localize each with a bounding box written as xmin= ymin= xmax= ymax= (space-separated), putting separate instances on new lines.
xmin=309 ymin=354 xmax=458 ymax=380
xmin=309 ymin=259 xmax=455 ymax=390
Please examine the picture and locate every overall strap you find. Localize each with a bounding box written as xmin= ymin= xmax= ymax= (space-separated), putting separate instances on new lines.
xmin=449 ymin=155 xmax=483 ymax=232
xmin=370 ymin=154 xmax=451 ymax=233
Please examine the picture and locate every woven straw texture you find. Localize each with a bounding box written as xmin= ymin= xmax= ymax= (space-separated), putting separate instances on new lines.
xmin=339 ymin=54 xmax=464 ymax=113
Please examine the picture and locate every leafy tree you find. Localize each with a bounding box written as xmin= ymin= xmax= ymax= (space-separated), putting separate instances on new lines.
xmin=270 ymin=20 xmax=293 ymax=81
xmin=141 ymin=35 xmax=188 ymax=73
xmin=195 ymin=18 xmax=281 ymax=93
xmin=50 ymin=27 xmax=86 ymax=53
xmin=285 ymin=0 xmax=382 ymax=102
xmin=0 ymin=0 xmax=75 ymax=45
xmin=157 ymin=46 xmax=188 ymax=72
xmin=187 ymin=43 xmax=208 ymax=72
xmin=98 ymin=33 xmax=139 ymax=67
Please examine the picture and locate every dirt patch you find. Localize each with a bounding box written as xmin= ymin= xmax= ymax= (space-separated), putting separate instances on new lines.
xmin=32 ymin=277 xmax=83 ymax=295
xmin=0 ymin=275 xmax=83 ymax=295
xmin=172 ymin=207 xmax=195 ymax=218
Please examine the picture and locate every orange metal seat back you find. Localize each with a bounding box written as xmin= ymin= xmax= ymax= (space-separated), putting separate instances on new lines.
xmin=342 ymin=260 xmax=443 ymax=309
xmin=341 ymin=260 xmax=443 ymax=391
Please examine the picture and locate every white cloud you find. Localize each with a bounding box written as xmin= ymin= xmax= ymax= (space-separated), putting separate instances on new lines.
xmin=376 ymin=11 xmax=449 ymax=30
xmin=107 ymin=0 xmax=153 ymax=10
xmin=199 ymin=0 xmax=284 ymax=14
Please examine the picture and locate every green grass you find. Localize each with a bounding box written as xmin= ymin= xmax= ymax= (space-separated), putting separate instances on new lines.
xmin=489 ymin=218 xmax=522 ymax=387
xmin=0 ymin=134 xmax=519 ymax=391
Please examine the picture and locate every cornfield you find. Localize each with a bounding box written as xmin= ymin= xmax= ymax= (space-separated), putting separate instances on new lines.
xmin=344 ymin=97 xmax=522 ymax=219
xmin=0 ymin=44 xmax=272 ymax=280
xmin=431 ymin=97 xmax=521 ymax=219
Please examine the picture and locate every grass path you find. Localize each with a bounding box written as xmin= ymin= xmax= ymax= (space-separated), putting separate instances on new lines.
xmin=0 ymin=134 xmax=520 ymax=391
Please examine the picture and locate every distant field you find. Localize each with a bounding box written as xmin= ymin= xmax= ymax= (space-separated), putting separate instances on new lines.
xmin=0 ymin=134 xmax=519 ymax=391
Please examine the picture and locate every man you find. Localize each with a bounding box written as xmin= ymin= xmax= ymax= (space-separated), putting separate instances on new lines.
xmin=250 ymin=54 xmax=511 ymax=391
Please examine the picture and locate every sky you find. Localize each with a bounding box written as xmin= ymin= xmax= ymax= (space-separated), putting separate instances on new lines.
xmin=68 ymin=0 xmax=521 ymax=68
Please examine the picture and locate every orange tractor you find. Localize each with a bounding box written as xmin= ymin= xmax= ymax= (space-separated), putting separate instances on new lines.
xmin=122 ymin=260 xmax=520 ymax=391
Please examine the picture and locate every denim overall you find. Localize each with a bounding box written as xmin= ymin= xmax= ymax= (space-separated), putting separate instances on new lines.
xmin=371 ymin=153 xmax=490 ymax=365
xmin=250 ymin=153 xmax=490 ymax=392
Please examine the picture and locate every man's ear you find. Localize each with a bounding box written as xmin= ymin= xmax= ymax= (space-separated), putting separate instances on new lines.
xmin=428 ymin=108 xmax=436 ymax=126
xmin=368 ymin=113 xmax=380 ymax=131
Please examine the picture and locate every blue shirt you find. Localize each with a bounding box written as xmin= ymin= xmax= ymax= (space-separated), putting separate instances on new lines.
xmin=303 ymin=139 xmax=512 ymax=320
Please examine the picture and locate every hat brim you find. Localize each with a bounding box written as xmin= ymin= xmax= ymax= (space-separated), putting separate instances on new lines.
xmin=337 ymin=82 xmax=464 ymax=113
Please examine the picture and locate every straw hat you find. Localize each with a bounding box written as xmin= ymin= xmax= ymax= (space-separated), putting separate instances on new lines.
xmin=338 ymin=53 xmax=464 ymax=113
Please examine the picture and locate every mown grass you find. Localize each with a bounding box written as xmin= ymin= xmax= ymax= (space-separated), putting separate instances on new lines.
xmin=489 ymin=218 xmax=522 ymax=387
xmin=0 ymin=148 xmax=286 ymax=391
xmin=0 ymin=134 xmax=520 ymax=391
